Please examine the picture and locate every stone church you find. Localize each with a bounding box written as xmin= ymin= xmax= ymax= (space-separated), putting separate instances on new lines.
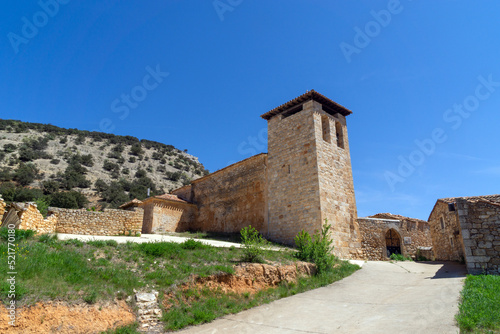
xmin=122 ymin=90 xmax=432 ymax=260
xmin=132 ymin=90 xmax=360 ymax=258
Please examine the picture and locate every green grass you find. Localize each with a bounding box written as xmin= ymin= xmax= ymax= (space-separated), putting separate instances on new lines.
xmin=0 ymin=233 xmax=360 ymax=332
xmin=0 ymin=236 xmax=296 ymax=306
xmin=389 ymin=253 xmax=413 ymax=261
xmin=100 ymin=322 xmax=140 ymax=334
xmin=456 ymin=275 xmax=500 ymax=333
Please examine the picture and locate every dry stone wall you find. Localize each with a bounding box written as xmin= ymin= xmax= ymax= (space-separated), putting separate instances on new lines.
xmin=17 ymin=203 xmax=58 ymax=234
xmin=428 ymin=201 xmax=465 ymax=261
xmin=173 ymin=154 xmax=267 ymax=234
xmin=457 ymin=199 xmax=500 ymax=275
xmin=52 ymin=207 xmax=143 ymax=236
xmin=0 ymin=197 xmax=5 ymax=218
xmin=358 ymin=214 xmax=432 ymax=260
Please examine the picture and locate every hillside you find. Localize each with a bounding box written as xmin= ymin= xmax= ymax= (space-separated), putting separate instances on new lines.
xmin=0 ymin=119 xmax=208 ymax=208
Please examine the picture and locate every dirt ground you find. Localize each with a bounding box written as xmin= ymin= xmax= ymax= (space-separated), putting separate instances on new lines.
xmin=0 ymin=262 xmax=316 ymax=333
xmin=0 ymin=300 xmax=135 ymax=334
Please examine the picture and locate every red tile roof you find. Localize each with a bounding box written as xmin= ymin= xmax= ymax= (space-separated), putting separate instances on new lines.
xmin=261 ymin=90 xmax=352 ymax=120
xmin=118 ymin=198 xmax=143 ymax=209
xmin=153 ymin=194 xmax=190 ymax=204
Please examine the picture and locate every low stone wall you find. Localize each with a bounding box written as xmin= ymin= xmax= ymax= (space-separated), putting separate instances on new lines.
xmin=457 ymin=198 xmax=500 ymax=275
xmin=358 ymin=214 xmax=432 ymax=260
xmin=17 ymin=203 xmax=58 ymax=234
xmin=52 ymin=207 xmax=143 ymax=236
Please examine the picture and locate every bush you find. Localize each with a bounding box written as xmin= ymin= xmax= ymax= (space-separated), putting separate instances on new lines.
xmin=94 ymin=179 xmax=108 ymax=193
xmin=240 ymin=225 xmax=266 ymax=263
xmin=389 ymin=253 xmax=413 ymax=261
xmin=14 ymin=163 xmax=39 ymax=186
xmin=181 ymin=239 xmax=206 ymax=250
xmin=294 ymin=221 xmax=336 ymax=274
xmin=3 ymin=143 xmax=16 ymax=153
xmin=49 ymin=191 xmax=88 ymax=209
xmin=137 ymin=242 xmax=181 ymax=258
xmin=35 ymin=197 xmax=50 ymax=217
xmin=41 ymin=180 xmax=60 ymax=195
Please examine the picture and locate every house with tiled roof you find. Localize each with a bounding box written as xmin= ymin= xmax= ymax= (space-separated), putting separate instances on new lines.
xmin=428 ymin=194 xmax=500 ymax=274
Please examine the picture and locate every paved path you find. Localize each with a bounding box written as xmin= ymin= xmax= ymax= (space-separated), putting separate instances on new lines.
xmin=57 ymin=233 xmax=244 ymax=248
xmin=178 ymin=261 xmax=467 ymax=334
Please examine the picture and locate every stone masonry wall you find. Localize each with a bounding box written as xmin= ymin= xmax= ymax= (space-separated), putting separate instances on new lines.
xmin=313 ymin=105 xmax=360 ymax=259
xmin=173 ymin=154 xmax=268 ymax=234
xmin=358 ymin=215 xmax=432 ymax=260
xmin=0 ymin=197 xmax=5 ymax=218
xmin=428 ymin=201 xmax=465 ymax=261
xmin=52 ymin=207 xmax=143 ymax=236
xmin=266 ymin=105 xmax=322 ymax=246
xmin=141 ymin=200 xmax=195 ymax=233
xmin=16 ymin=203 xmax=58 ymax=234
xmin=457 ymin=199 xmax=500 ymax=275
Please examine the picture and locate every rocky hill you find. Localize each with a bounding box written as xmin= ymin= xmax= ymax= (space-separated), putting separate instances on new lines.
xmin=0 ymin=119 xmax=208 ymax=208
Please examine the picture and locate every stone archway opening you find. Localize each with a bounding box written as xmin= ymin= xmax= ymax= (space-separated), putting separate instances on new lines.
xmin=385 ymin=229 xmax=401 ymax=257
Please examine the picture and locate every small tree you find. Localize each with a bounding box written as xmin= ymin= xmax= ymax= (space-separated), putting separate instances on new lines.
xmin=294 ymin=220 xmax=336 ymax=274
xmin=240 ymin=225 xmax=267 ymax=263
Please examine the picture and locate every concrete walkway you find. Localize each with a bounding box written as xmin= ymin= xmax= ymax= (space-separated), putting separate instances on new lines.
xmin=178 ymin=261 xmax=467 ymax=334
xmin=57 ymin=233 xmax=244 ymax=248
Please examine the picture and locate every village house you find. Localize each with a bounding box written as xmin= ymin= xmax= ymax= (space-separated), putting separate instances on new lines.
xmin=428 ymin=195 xmax=500 ymax=274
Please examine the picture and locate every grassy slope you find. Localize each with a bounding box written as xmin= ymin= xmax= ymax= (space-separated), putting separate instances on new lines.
xmin=0 ymin=233 xmax=359 ymax=332
xmin=456 ymin=275 xmax=500 ymax=333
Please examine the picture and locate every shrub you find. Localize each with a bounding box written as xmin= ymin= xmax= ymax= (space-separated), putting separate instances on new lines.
xmin=14 ymin=163 xmax=39 ymax=186
xmin=294 ymin=221 xmax=336 ymax=274
xmin=41 ymin=180 xmax=60 ymax=195
xmin=137 ymin=242 xmax=181 ymax=258
xmin=240 ymin=225 xmax=266 ymax=263
xmin=95 ymin=179 xmax=108 ymax=193
xmin=3 ymin=143 xmax=16 ymax=153
xmin=181 ymin=239 xmax=206 ymax=250
xmin=129 ymin=143 xmax=144 ymax=156
xmin=35 ymin=197 xmax=50 ymax=217
xmin=389 ymin=253 xmax=413 ymax=261
xmin=49 ymin=191 xmax=88 ymax=209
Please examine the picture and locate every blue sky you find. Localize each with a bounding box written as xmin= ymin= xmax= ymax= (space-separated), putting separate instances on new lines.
xmin=1 ymin=1 xmax=499 ymax=220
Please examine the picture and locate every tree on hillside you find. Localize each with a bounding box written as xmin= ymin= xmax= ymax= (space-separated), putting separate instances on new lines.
xmin=14 ymin=163 xmax=39 ymax=186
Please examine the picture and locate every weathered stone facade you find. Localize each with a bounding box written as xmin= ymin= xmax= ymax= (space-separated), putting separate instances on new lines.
xmin=141 ymin=196 xmax=196 ymax=234
xmin=51 ymin=207 xmax=143 ymax=236
xmin=264 ymin=98 xmax=359 ymax=258
xmin=358 ymin=213 xmax=432 ymax=260
xmin=456 ymin=198 xmax=500 ymax=275
xmin=1 ymin=202 xmax=58 ymax=234
xmin=173 ymin=154 xmax=267 ymax=234
xmin=429 ymin=195 xmax=500 ymax=274
xmin=428 ymin=200 xmax=465 ymax=262
xmin=0 ymin=197 xmax=6 ymax=218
